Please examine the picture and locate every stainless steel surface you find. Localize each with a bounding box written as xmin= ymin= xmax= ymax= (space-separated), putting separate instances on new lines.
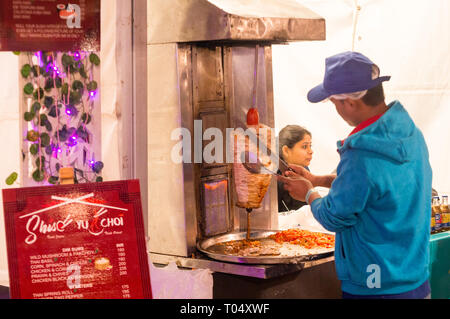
xmin=232 ymin=46 xmax=268 ymax=126
xmin=179 ymin=44 xmax=199 ymax=255
xmin=192 ymin=44 xmax=233 ymax=240
xmin=147 ymin=43 xmax=197 ymax=256
xmin=147 ymin=44 xmax=279 ymax=256
xmin=148 ymin=0 xmax=326 ymax=44
xmin=251 ymin=45 xmax=259 ymax=108
xmin=229 ymin=45 xmax=278 ymax=231
xmin=197 ymin=230 xmax=334 ymax=265
xmin=150 ymin=252 xmax=334 ymax=279
xmin=147 ymin=1 xmax=326 ymax=261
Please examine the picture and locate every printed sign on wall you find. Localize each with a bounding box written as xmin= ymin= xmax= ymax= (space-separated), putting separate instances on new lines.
xmin=2 ymin=180 xmax=152 ymax=299
xmin=0 ymin=0 xmax=100 ymax=51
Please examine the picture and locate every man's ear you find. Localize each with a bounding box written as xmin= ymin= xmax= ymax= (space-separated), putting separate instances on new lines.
xmin=344 ymin=98 xmax=358 ymax=110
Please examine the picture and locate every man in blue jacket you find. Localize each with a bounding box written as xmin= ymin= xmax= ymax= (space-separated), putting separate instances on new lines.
xmin=279 ymin=51 xmax=432 ymax=298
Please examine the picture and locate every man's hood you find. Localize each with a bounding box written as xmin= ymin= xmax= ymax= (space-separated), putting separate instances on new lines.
xmin=337 ymin=101 xmax=423 ymax=163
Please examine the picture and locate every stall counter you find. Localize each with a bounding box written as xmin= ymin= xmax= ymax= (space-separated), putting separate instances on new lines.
xmin=429 ymin=230 xmax=450 ymax=299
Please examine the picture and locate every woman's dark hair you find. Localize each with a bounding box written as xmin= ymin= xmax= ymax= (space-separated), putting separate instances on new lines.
xmin=278 ymin=125 xmax=311 ymax=160
xmin=362 ymin=83 xmax=385 ymax=106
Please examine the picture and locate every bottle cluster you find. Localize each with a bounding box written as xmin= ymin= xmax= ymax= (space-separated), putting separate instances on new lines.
xmin=431 ymin=195 xmax=450 ymax=234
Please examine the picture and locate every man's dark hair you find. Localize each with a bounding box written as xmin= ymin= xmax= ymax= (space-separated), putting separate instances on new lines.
xmin=362 ymin=83 xmax=385 ymax=106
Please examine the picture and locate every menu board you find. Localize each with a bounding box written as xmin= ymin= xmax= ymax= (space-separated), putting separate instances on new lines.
xmin=0 ymin=0 xmax=100 ymax=51
xmin=2 ymin=180 xmax=152 ymax=299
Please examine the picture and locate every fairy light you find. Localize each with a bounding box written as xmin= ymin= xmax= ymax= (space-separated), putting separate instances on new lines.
xmin=45 ymin=63 xmax=53 ymax=73
xmin=68 ymin=135 xmax=78 ymax=147
xmin=73 ymin=51 xmax=81 ymax=61
xmin=52 ymin=145 xmax=62 ymax=159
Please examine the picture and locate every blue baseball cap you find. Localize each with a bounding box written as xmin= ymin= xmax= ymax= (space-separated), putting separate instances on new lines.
xmin=307 ymin=51 xmax=391 ymax=103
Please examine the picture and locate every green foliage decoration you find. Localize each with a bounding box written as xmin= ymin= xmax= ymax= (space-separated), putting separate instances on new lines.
xmin=7 ymin=51 xmax=104 ymax=186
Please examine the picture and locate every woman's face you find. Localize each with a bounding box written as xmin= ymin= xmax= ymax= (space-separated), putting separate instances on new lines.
xmin=283 ymin=134 xmax=313 ymax=167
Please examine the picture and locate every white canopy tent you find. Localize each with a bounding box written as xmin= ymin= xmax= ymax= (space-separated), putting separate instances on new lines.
xmin=0 ymin=0 xmax=449 ymax=286
xmin=272 ymin=0 xmax=450 ymax=194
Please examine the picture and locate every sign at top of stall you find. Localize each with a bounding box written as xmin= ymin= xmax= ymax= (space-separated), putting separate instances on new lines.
xmin=2 ymin=179 xmax=152 ymax=299
xmin=0 ymin=0 xmax=100 ymax=51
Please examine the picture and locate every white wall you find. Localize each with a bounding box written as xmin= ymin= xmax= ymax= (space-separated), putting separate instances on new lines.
xmin=0 ymin=52 xmax=20 ymax=285
xmin=273 ymin=0 xmax=450 ymax=195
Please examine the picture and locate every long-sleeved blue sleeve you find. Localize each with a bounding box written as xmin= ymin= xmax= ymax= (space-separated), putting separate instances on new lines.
xmin=310 ymin=151 xmax=373 ymax=232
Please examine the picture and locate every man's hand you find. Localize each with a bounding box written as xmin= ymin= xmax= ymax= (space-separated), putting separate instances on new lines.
xmin=285 ymin=164 xmax=317 ymax=185
xmin=286 ymin=164 xmax=336 ymax=188
xmin=277 ymin=175 xmax=313 ymax=202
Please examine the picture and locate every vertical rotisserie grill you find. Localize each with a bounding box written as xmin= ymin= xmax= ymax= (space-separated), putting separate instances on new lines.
xmin=147 ymin=0 xmax=325 ymax=267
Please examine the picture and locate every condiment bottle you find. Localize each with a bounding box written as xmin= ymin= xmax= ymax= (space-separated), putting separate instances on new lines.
xmin=432 ymin=196 xmax=441 ymax=233
xmin=440 ymin=195 xmax=450 ymax=231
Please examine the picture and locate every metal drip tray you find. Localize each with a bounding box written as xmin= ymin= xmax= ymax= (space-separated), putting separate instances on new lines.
xmin=197 ymin=230 xmax=334 ymax=264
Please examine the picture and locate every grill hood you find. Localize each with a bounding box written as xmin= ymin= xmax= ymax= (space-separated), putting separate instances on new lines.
xmin=148 ymin=0 xmax=326 ymax=44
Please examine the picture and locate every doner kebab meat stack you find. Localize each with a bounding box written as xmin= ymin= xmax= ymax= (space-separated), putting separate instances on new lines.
xmin=232 ymin=108 xmax=275 ymax=209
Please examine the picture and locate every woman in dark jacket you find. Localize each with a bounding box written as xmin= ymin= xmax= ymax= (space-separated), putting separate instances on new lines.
xmin=277 ymin=125 xmax=313 ymax=212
